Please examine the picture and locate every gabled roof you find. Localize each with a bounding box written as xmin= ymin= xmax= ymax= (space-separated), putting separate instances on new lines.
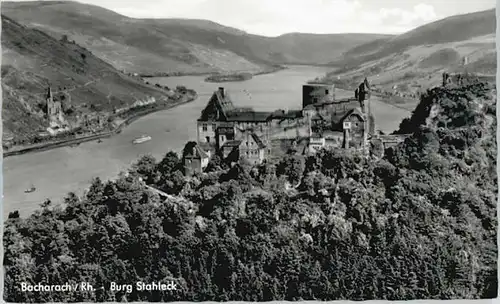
xmin=343 ymin=107 xmax=365 ymax=120
xmin=215 ymin=90 xmax=236 ymax=113
xmin=331 ymin=107 xmax=365 ymax=125
xmin=199 ymin=89 xmax=236 ymax=121
xmin=250 ymin=133 xmax=266 ymax=149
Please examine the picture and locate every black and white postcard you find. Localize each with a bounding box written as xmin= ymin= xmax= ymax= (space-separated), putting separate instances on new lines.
xmin=1 ymin=0 xmax=498 ymax=302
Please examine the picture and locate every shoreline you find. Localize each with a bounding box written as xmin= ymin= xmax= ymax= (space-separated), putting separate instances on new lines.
xmin=3 ymin=93 xmax=198 ymax=158
xmin=141 ymin=65 xmax=287 ymax=79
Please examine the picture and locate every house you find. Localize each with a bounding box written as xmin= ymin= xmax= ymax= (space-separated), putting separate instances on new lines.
xmin=220 ymin=130 xmax=267 ymax=165
xmin=183 ymin=142 xmax=211 ymax=177
xmin=334 ymin=108 xmax=367 ymax=149
xmin=197 ymin=87 xmax=273 ymax=147
xmin=237 ymin=131 xmax=267 ymax=165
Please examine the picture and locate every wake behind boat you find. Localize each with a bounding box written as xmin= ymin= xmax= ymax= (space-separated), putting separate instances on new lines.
xmin=132 ymin=135 xmax=152 ymax=144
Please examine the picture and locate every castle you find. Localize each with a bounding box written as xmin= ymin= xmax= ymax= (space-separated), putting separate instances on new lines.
xmin=183 ymin=79 xmax=381 ymax=176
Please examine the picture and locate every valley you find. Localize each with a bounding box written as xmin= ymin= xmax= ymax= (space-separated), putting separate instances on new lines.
xmin=2 ymin=1 xmax=497 ymax=302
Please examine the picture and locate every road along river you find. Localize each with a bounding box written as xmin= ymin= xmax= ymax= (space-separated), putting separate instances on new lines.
xmin=2 ymin=65 xmax=411 ymax=218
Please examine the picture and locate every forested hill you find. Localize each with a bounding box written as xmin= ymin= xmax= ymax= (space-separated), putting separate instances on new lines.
xmin=4 ymin=80 xmax=497 ymax=302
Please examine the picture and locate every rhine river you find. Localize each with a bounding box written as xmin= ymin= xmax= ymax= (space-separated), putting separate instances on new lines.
xmin=2 ymin=66 xmax=412 ymax=218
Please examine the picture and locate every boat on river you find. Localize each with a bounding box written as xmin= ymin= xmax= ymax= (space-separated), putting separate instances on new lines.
xmin=24 ymin=184 xmax=36 ymax=193
xmin=132 ymin=135 xmax=152 ymax=144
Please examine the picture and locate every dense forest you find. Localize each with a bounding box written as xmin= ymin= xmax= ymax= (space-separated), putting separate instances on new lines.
xmin=3 ymin=81 xmax=498 ymax=302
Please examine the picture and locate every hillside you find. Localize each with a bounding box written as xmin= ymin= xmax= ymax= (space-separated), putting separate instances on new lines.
xmin=322 ymin=9 xmax=496 ymax=98
xmin=1 ymin=1 xmax=391 ymax=74
xmin=3 ymin=80 xmax=497 ymax=302
xmin=1 ymin=15 xmax=174 ymax=140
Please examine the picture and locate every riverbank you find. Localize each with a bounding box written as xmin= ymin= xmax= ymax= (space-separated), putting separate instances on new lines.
xmin=140 ymin=71 xmax=211 ymax=78
xmin=3 ymin=92 xmax=198 ymax=158
xmin=141 ymin=65 xmax=287 ymax=79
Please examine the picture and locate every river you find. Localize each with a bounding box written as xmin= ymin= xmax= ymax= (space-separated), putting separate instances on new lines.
xmin=2 ymin=66 xmax=412 ymax=218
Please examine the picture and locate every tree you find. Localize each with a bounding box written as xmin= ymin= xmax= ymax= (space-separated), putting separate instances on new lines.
xmin=157 ymin=151 xmax=180 ymax=176
xmin=131 ymin=154 xmax=158 ymax=184
xmin=276 ymin=155 xmax=305 ymax=186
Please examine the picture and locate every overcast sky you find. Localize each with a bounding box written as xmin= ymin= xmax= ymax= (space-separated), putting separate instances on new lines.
xmin=9 ymin=0 xmax=497 ymax=36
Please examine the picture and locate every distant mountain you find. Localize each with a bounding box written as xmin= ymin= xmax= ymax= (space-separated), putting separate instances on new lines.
xmin=1 ymin=15 xmax=172 ymax=140
xmin=324 ymin=9 xmax=496 ymax=93
xmin=1 ymin=1 xmax=391 ymax=75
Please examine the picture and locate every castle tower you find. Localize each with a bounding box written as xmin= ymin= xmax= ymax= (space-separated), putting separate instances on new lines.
xmin=46 ymin=85 xmax=53 ymax=100
xmin=361 ymin=78 xmax=371 ymax=157
xmin=46 ymin=86 xmax=53 ymax=113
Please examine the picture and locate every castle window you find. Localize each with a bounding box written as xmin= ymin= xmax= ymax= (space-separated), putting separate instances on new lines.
xmin=313 ymin=97 xmax=318 ymax=103
xmin=202 ymin=124 xmax=208 ymax=131
xmin=212 ymin=123 xmax=216 ymax=131
xmin=325 ymin=89 xmax=329 ymax=94
xmin=206 ymin=136 xmax=210 ymax=143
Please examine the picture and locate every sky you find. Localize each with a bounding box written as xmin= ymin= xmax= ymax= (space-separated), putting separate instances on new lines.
xmin=8 ymin=0 xmax=497 ymax=36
